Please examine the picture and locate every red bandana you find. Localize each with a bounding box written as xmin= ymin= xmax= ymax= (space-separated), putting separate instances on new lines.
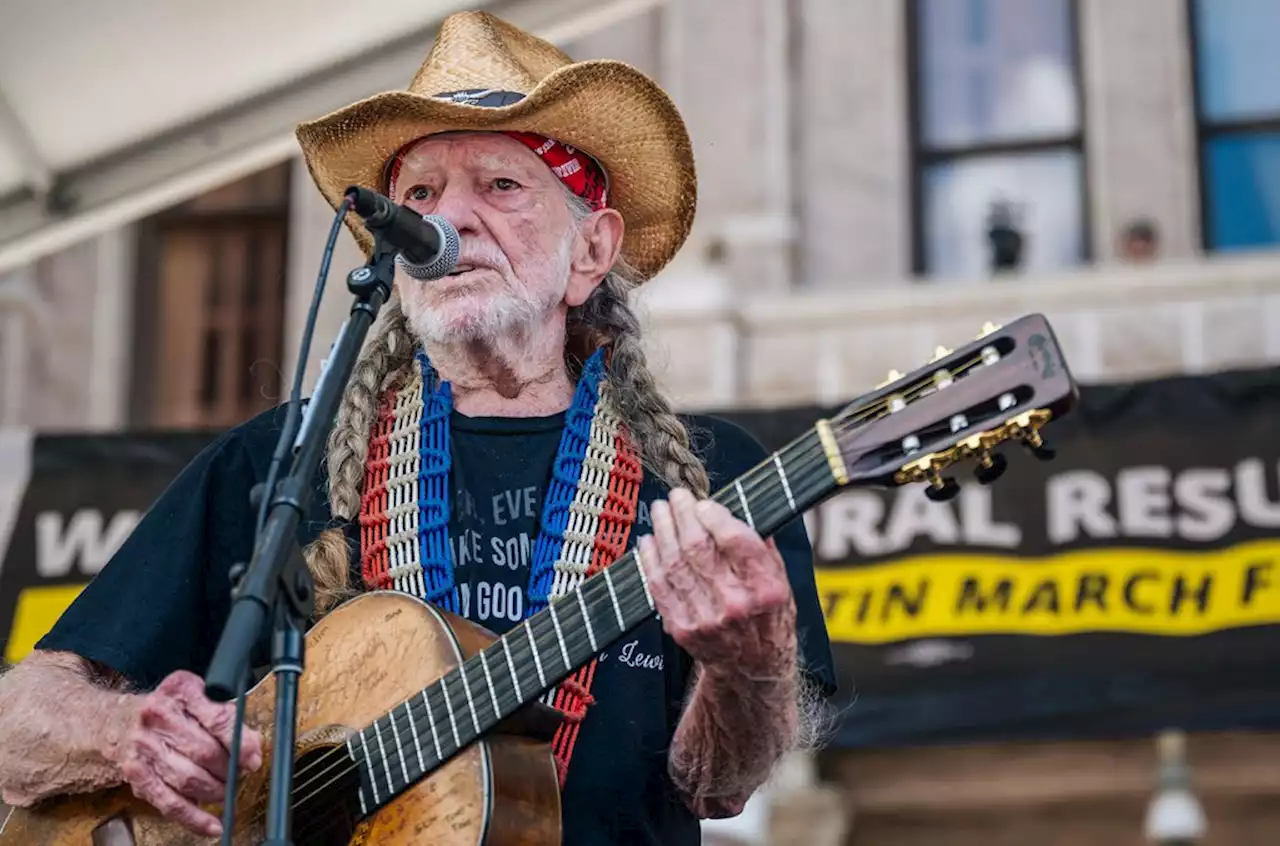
xmin=385 ymin=132 xmax=609 ymax=211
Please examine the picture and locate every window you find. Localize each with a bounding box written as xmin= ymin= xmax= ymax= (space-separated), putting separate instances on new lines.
xmin=1190 ymin=0 xmax=1280 ymax=251
xmin=131 ymin=163 xmax=290 ymax=429
xmin=909 ymin=0 xmax=1087 ymax=279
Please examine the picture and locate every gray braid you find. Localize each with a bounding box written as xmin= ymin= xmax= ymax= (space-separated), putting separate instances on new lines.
xmin=305 ymin=295 xmax=415 ymax=615
xmin=306 ymin=195 xmax=709 ymax=614
xmin=325 ymin=296 xmax=416 ymax=520
xmin=564 ymin=194 xmax=710 ymax=497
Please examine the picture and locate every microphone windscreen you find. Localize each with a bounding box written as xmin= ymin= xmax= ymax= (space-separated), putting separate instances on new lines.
xmin=397 ymin=215 xmax=461 ymax=281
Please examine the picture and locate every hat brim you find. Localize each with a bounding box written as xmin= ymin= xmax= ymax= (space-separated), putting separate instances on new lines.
xmin=295 ymin=59 xmax=696 ymax=281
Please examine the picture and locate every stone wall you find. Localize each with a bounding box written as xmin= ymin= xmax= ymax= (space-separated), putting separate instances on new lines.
xmin=640 ymin=253 xmax=1280 ymax=411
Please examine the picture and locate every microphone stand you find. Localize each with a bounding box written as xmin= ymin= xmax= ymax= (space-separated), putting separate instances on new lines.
xmin=203 ymin=229 xmax=400 ymax=845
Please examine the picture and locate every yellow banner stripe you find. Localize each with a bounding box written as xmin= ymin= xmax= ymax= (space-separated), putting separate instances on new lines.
xmin=4 ymin=583 xmax=87 ymax=664
xmin=815 ymin=539 xmax=1280 ymax=644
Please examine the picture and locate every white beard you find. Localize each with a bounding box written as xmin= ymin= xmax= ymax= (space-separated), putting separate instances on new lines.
xmin=400 ymin=231 xmax=573 ymax=348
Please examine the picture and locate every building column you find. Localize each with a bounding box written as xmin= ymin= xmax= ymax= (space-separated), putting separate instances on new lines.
xmin=283 ymin=155 xmax=369 ymax=396
xmin=86 ymin=227 xmax=134 ymax=430
xmin=1079 ymin=0 xmax=1201 ymax=261
xmin=663 ymin=0 xmax=795 ymax=294
xmin=796 ymin=0 xmax=911 ymax=288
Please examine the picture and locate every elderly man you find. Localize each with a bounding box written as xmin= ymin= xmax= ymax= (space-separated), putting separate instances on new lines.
xmin=0 ymin=12 xmax=834 ymax=845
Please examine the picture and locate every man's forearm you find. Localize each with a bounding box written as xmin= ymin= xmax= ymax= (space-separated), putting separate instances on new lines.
xmin=0 ymin=652 xmax=130 ymax=806
xmin=668 ymin=659 xmax=800 ymax=818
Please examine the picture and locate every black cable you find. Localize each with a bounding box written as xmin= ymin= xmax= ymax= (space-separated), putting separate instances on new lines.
xmin=218 ymin=667 xmax=249 ymax=845
xmin=255 ymin=196 xmax=353 ymax=535
xmin=219 ymin=196 xmax=353 ymax=845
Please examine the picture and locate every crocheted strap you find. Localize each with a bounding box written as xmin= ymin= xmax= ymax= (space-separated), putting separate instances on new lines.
xmin=359 ymin=389 xmax=399 ymax=590
xmin=355 ymin=349 xmax=643 ymax=790
xmin=547 ymin=408 xmax=643 ymax=786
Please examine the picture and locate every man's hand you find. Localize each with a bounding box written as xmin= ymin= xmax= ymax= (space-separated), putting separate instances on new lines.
xmin=105 ymin=670 xmax=264 ymax=838
xmin=637 ymin=487 xmax=804 ymax=817
xmin=638 ymin=488 xmax=798 ymax=681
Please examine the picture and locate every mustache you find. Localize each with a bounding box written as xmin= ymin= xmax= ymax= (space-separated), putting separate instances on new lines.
xmin=451 ymin=240 xmax=512 ymax=274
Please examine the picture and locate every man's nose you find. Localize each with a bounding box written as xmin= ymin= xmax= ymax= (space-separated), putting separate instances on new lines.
xmin=430 ymin=181 xmax=483 ymax=239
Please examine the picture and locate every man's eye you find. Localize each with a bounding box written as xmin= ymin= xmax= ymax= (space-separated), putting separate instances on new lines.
xmin=493 ymin=178 xmax=519 ymax=191
xmin=407 ymin=185 xmax=432 ymax=201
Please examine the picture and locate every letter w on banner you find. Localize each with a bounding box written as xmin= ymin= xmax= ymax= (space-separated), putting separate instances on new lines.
xmin=0 ymin=431 xmax=214 ymax=665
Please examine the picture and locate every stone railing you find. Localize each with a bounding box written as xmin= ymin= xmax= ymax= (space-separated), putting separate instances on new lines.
xmin=641 ymin=252 xmax=1280 ymax=410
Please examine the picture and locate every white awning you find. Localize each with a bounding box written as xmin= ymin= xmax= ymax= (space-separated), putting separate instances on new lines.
xmin=0 ymin=0 xmax=661 ymax=274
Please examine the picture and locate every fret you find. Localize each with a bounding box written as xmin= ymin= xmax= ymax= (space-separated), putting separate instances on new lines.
xmin=347 ymin=735 xmax=370 ymax=816
xmin=603 ymin=567 xmax=626 ymax=629
xmin=403 ymin=700 xmax=425 ymax=775
xmin=576 ymin=589 xmax=599 ymax=652
xmin=440 ymin=676 xmax=462 ymax=749
xmin=501 ymin=636 xmax=522 ymax=700
xmin=350 ymin=424 xmax=849 ymax=819
xmin=631 ymin=548 xmax=654 ymax=609
xmin=548 ymin=601 xmax=572 ymax=670
xmin=358 ymin=727 xmax=381 ymax=805
xmin=372 ymin=717 xmax=395 ymax=798
xmin=773 ymin=452 xmax=797 ymax=513
xmin=457 ymin=660 xmax=482 ymax=735
xmin=525 ymin=621 xmax=548 ymax=688
xmin=421 ymin=690 xmax=443 ymax=761
xmin=478 ymin=650 xmax=501 ymax=720
xmin=734 ymin=478 xmax=755 ymax=530
xmin=387 ymin=706 xmax=410 ymax=786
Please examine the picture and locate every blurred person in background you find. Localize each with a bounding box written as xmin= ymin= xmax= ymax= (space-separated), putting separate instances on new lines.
xmin=0 ymin=12 xmax=834 ymax=845
xmin=1119 ymin=218 xmax=1160 ymax=262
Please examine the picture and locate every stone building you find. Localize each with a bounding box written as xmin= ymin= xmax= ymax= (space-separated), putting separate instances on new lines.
xmin=1 ymin=1 xmax=1279 ymax=843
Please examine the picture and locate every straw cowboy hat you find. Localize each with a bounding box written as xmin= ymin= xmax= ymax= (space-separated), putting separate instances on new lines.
xmin=295 ymin=10 xmax=697 ymax=281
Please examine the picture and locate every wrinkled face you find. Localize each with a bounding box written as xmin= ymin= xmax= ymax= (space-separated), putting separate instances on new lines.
xmin=389 ymin=132 xmax=579 ymax=345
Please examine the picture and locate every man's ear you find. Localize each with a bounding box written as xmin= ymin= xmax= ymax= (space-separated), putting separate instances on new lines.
xmin=565 ymin=208 xmax=625 ymax=307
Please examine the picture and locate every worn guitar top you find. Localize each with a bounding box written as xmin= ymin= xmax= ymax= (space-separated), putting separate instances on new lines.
xmin=38 ymin=402 xmax=836 ymax=846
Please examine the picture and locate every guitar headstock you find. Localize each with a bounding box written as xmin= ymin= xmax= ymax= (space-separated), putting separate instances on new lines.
xmin=825 ymin=313 xmax=1078 ymax=500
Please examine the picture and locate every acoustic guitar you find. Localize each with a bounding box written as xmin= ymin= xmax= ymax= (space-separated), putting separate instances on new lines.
xmin=0 ymin=314 xmax=1078 ymax=845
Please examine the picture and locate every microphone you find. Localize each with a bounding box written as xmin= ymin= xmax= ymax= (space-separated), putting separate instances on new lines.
xmin=344 ymin=185 xmax=461 ymax=280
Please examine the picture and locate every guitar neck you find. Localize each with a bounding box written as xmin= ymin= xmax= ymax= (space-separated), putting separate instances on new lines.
xmin=345 ymin=421 xmax=846 ymax=816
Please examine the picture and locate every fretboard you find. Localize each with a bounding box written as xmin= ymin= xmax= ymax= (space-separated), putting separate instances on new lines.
xmin=343 ymin=421 xmax=844 ymax=817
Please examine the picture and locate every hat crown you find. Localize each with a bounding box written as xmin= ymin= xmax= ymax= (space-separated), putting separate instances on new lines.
xmin=409 ymin=12 xmax=573 ymax=100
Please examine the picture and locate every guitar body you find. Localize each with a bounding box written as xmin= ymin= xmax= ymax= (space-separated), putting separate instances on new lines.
xmin=0 ymin=592 xmax=562 ymax=846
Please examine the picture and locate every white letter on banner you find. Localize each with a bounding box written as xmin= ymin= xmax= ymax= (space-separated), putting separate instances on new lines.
xmin=1046 ymin=470 xmax=1116 ymax=544
xmin=1237 ymin=458 xmax=1280 ymax=528
xmin=817 ymin=491 xmax=886 ymax=559
xmin=36 ymin=509 xmax=140 ymax=577
xmin=959 ymin=486 xmax=1021 ymax=548
xmin=1174 ymin=468 xmax=1235 ymax=541
xmin=1117 ymin=466 xmax=1173 ymax=538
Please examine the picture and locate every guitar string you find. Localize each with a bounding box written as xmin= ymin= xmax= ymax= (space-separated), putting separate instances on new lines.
xmin=245 ymin=347 xmax=999 ymax=827
xmin=254 ymin=437 xmax=837 ymax=814
xmin=243 ymin=348 xmax=1003 ymax=824
xmin=249 ymin=446 xmax=842 ymax=835
xmin=254 ymin=432 xmax=840 ymax=811
xmin=242 ymin=348 xmax=999 ymax=826
xmin=252 ymin=464 xmax=832 ymax=835
xmin=284 ymin=463 xmax=841 ymax=845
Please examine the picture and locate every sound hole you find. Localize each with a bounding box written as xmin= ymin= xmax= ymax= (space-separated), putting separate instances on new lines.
xmin=289 ymin=745 xmax=362 ymax=846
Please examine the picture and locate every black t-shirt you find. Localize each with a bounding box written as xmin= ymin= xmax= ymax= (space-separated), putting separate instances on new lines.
xmin=38 ymin=403 xmax=836 ymax=846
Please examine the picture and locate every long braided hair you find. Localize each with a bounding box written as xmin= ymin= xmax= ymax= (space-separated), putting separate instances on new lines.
xmin=304 ymin=190 xmax=708 ymax=615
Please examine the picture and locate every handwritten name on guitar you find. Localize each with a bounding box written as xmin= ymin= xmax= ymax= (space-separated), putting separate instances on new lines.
xmin=598 ymin=639 xmax=664 ymax=671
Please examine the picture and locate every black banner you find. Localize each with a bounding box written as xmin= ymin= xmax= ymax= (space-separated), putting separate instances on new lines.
xmin=714 ymin=365 xmax=1280 ymax=747
xmin=0 ymin=432 xmax=216 ymax=665
xmin=2 ymin=366 xmax=1279 ymax=749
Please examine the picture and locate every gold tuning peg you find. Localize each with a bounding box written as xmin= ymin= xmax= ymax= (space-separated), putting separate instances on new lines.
xmin=930 ymin=345 xmax=952 ymax=362
xmin=977 ymin=321 xmax=1002 ymax=339
xmin=876 ymin=369 xmax=903 ymax=389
